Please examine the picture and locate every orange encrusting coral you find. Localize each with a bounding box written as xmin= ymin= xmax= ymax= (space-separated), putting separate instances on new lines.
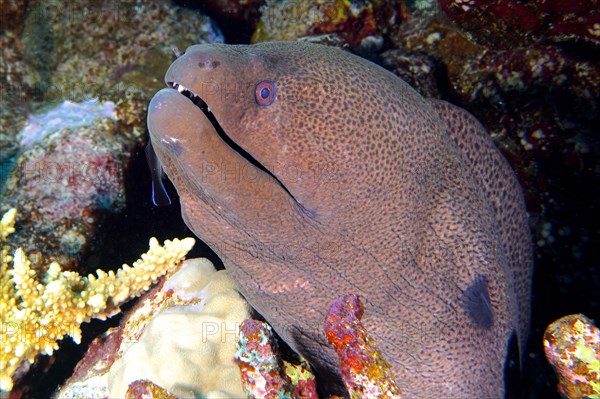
xmin=543 ymin=314 xmax=600 ymax=399
xmin=325 ymin=294 xmax=402 ymax=399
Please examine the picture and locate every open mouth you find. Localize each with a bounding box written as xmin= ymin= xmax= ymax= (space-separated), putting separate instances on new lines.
xmin=166 ymin=81 xmax=305 ymax=211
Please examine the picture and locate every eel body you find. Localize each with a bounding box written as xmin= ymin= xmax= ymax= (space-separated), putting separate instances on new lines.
xmin=147 ymin=42 xmax=533 ymax=398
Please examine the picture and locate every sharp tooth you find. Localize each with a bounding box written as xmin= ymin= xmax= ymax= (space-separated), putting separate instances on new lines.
xmin=177 ymin=85 xmax=185 ymax=93
xmin=206 ymin=106 xmax=211 ymax=112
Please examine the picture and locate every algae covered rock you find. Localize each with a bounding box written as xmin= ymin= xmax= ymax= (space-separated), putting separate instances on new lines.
xmin=1 ymin=0 xmax=224 ymax=271
xmin=1 ymin=100 xmax=127 ymax=271
xmin=544 ymin=314 xmax=600 ymax=399
xmin=252 ymin=0 xmax=399 ymax=52
xmin=20 ymin=0 xmax=222 ymax=102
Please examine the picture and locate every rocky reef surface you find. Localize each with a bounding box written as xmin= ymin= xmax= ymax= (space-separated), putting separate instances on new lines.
xmin=1 ymin=0 xmax=598 ymax=398
xmin=1 ymin=0 xmax=224 ymax=396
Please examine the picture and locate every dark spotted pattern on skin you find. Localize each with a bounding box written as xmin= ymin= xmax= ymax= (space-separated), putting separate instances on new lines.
xmin=430 ymin=99 xmax=533 ymax=355
xmin=147 ymin=42 xmax=533 ymax=398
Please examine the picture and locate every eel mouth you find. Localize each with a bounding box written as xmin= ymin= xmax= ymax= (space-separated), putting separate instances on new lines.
xmin=166 ymin=81 xmax=304 ymax=210
xmin=167 ymin=80 xmax=274 ymax=177
xmin=169 ymin=81 xmax=209 ymax=112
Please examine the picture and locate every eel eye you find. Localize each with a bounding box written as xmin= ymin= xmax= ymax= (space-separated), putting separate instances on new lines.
xmin=255 ymin=80 xmax=276 ymax=106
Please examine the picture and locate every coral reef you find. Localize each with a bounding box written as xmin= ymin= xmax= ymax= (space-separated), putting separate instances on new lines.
xmin=325 ymin=294 xmax=402 ymax=399
xmin=544 ymin=314 xmax=600 ymax=399
xmin=0 ymin=0 xmax=596 ymax=397
xmin=0 ymin=1 xmax=226 ymax=395
xmin=1 ymin=0 xmax=222 ymax=148
xmin=0 ymin=208 xmax=195 ymax=392
xmin=379 ymin=50 xmax=441 ymax=98
xmin=388 ymin=3 xmax=600 ymax=234
xmin=439 ymin=0 xmax=600 ymax=48
xmin=56 ymin=258 xmax=251 ymax=399
xmin=0 ymin=0 xmax=224 ymax=274
xmin=234 ymin=319 xmax=318 ymax=399
xmin=125 ymin=380 xmax=179 ymax=399
xmin=1 ymin=100 xmax=129 ymax=271
xmin=20 ymin=0 xmax=222 ymax=102
xmin=253 ymin=0 xmax=400 ymax=52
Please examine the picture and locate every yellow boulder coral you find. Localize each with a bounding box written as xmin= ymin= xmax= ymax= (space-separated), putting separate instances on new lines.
xmin=107 ymin=258 xmax=250 ymax=399
xmin=0 ymin=208 xmax=195 ymax=391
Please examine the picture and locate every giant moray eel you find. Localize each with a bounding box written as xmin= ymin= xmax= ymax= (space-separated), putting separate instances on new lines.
xmin=147 ymin=42 xmax=533 ymax=398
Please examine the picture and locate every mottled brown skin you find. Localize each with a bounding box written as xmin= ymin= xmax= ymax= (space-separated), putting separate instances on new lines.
xmin=147 ymin=42 xmax=533 ymax=398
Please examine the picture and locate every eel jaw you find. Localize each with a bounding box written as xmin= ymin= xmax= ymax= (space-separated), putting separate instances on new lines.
xmin=167 ymin=80 xmax=269 ymax=178
xmin=166 ymin=81 xmax=309 ymax=214
xmin=169 ymin=81 xmax=213 ymax=115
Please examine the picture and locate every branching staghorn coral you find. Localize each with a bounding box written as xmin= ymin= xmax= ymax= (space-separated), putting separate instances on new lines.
xmin=0 ymin=208 xmax=195 ymax=391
